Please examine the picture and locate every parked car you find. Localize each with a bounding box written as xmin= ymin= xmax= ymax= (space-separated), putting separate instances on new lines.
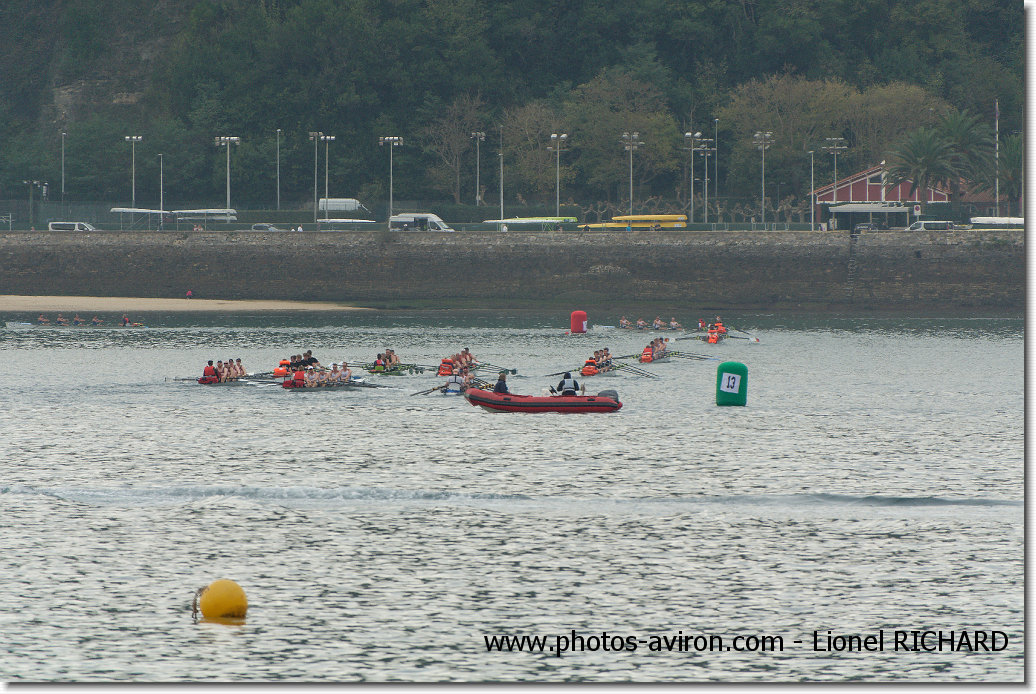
xmin=904 ymin=220 xmax=952 ymax=231
xmin=250 ymin=223 xmax=287 ymax=232
xmin=48 ymin=221 xmax=97 ymax=232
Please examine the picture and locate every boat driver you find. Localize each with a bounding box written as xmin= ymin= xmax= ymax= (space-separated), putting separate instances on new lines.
xmin=557 ymin=372 xmax=580 ymax=396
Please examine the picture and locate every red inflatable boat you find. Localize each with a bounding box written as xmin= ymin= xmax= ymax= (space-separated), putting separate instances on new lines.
xmin=464 ymin=388 xmax=622 ymax=413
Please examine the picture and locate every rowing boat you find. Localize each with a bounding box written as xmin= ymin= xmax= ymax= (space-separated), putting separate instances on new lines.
xmin=281 ymin=376 xmax=373 ymax=390
xmin=5 ymin=321 xmax=146 ymax=329
xmin=464 ymin=388 xmax=622 ymax=413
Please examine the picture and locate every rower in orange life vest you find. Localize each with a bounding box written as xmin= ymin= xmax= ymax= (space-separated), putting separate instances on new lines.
xmin=713 ymin=316 xmax=727 ymax=335
xmin=198 ymin=360 xmax=219 ymax=384
xmin=706 ymin=326 xmax=721 ymax=343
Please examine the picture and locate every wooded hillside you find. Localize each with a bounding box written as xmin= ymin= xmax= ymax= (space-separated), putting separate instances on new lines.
xmin=0 ymin=0 xmax=1023 ymax=216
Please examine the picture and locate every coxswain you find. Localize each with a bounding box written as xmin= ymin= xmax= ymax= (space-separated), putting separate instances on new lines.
xmin=437 ymin=356 xmax=454 ymax=376
xmin=290 ymin=364 xmax=307 ymax=387
xmin=372 ymin=354 xmax=387 ymax=372
xmin=37 ymin=314 xmax=50 ymax=324
xmin=91 ymin=315 xmax=103 ymax=325
xmin=557 ymin=372 xmax=581 ymax=396
xmin=581 ymin=355 xmax=598 ymax=377
xmin=706 ymin=326 xmax=721 ymax=344
xmin=669 ymin=317 xmax=682 ymax=330
xmin=493 ymin=371 xmax=509 ymax=394
xmin=200 ymin=360 xmax=218 ymax=384
xmin=619 ymin=316 xmax=631 ymax=329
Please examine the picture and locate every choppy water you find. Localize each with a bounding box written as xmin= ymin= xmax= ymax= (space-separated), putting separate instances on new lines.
xmin=0 ymin=310 xmax=1023 ymax=682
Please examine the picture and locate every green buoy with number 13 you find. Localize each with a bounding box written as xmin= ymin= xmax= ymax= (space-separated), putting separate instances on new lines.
xmin=716 ymin=361 xmax=748 ymax=406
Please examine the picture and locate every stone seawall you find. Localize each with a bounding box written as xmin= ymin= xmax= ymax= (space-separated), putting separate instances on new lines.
xmin=0 ymin=230 xmax=1023 ymax=310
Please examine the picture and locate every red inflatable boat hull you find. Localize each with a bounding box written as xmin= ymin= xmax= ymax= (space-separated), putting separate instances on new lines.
xmin=464 ymin=388 xmax=622 ymax=413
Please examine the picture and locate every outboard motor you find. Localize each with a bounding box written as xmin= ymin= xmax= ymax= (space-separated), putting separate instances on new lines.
xmin=597 ymin=389 xmax=619 ymax=402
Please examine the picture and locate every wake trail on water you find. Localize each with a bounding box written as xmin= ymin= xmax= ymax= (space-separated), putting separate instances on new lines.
xmin=0 ymin=484 xmax=1021 ymax=511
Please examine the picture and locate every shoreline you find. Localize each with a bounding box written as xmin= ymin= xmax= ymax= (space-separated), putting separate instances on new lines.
xmin=0 ymin=295 xmax=370 ymax=313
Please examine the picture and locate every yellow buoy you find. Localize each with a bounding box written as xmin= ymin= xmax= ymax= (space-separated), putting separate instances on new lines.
xmin=197 ymin=579 xmax=248 ymax=621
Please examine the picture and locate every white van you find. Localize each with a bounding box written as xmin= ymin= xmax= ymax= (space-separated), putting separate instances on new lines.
xmin=389 ymin=213 xmax=455 ymax=232
xmin=48 ymin=221 xmax=97 ymax=232
xmin=904 ymin=220 xmax=952 ymax=231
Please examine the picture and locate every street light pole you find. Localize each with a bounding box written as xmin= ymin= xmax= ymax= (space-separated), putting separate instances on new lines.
xmin=321 ymin=134 xmax=335 ymax=221
xmin=308 ymin=131 xmax=322 ymax=224
xmin=379 ymin=136 xmax=402 ymax=230
xmin=214 ymin=136 xmax=240 ymax=221
xmin=808 ymin=150 xmax=815 ymax=231
xmin=683 ymin=132 xmax=699 ymax=222
xmin=158 ymin=153 xmax=164 ymax=227
xmin=698 ymin=139 xmax=714 ymax=223
xmin=124 ymin=135 xmax=142 ymax=207
xmin=471 ymin=131 xmax=485 ymax=205
xmin=276 ymin=128 xmax=281 ymax=211
xmin=61 ymin=131 xmax=66 ymax=204
xmin=714 ymin=117 xmax=719 ymax=202
xmin=823 ymin=136 xmax=847 ymax=228
xmin=548 ymin=133 xmax=568 ymax=217
xmin=621 ymin=132 xmax=643 ymax=216
xmin=753 ymin=131 xmax=773 ymax=225
xmin=498 ymin=125 xmax=504 ymax=221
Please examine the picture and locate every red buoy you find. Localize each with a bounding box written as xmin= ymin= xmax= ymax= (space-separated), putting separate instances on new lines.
xmin=570 ymin=310 xmax=587 ymax=334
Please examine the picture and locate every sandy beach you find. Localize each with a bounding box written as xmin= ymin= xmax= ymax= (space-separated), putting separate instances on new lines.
xmin=0 ymin=295 xmax=369 ymax=312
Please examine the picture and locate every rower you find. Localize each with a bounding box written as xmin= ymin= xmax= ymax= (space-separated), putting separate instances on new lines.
xmin=652 ymin=316 xmax=664 ymax=329
xmin=315 ymin=367 xmax=330 ymax=386
xmin=444 ymin=369 xmax=467 ymax=394
xmin=636 ymin=318 xmax=647 ymax=329
xmin=235 ymin=358 xmax=245 ymax=376
xmin=385 ymin=349 xmax=400 ymax=367
xmin=714 ymin=317 xmax=727 ymax=334
xmin=216 ymin=360 xmax=226 ymax=381
xmin=557 ymin=372 xmax=580 ymax=396
xmin=341 ymin=360 xmax=353 ymax=382
xmin=91 ymin=316 xmax=103 ymax=325
xmin=669 ymin=317 xmax=682 ymax=330
xmin=72 ymin=314 xmax=85 ymax=326
xmin=619 ymin=316 xmax=631 ymax=329
xmin=55 ymin=313 xmax=69 ymax=325
xmin=37 ymin=314 xmax=50 ymax=324
xmin=304 ymin=366 xmax=320 ymax=387
xmin=121 ymin=314 xmax=130 ymax=326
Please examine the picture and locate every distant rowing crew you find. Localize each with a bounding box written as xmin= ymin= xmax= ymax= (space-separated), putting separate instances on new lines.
xmin=619 ymin=316 xmax=684 ymax=330
xmin=33 ymin=313 xmax=143 ymax=327
xmin=640 ymin=337 xmax=670 ymax=362
xmin=198 ymin=358 xmax=248 ymax=384
xmin=580 ymin=348 xmax=616 ymax=376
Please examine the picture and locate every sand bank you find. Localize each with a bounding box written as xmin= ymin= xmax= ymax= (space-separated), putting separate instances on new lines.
xmin=0 ymin=295 xmax=369 ymax=312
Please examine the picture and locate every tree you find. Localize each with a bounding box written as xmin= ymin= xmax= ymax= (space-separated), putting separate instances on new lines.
xmin=885 ymin=128 xmax=957 ymax=215
xmin=935 ymin=109 xmax=994 ymax=218
xmin=501 ymin=101 xmax=565 ymax=203
xmin=420 ymin=94 xmax=485 ymax=204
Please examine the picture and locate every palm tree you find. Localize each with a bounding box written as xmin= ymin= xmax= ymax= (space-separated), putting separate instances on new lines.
xmin=937 ymin=110 xmax=994 ymax=218
xmin=886 ymin=128 xmax=958 ymax=217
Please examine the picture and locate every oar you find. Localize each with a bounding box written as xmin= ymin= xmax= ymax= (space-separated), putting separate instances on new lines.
xmin=610 ymin=362 xmax=659 ymax=378
xmin=478 ymin=362 xmax=518 ymax=374
xmin=543 ymin=369 xmax=578 ymax=377
xmin=411 ymin=384 xmax=446 ymax=396
xmin=727 ymin=326 xmax=761 ymax=342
